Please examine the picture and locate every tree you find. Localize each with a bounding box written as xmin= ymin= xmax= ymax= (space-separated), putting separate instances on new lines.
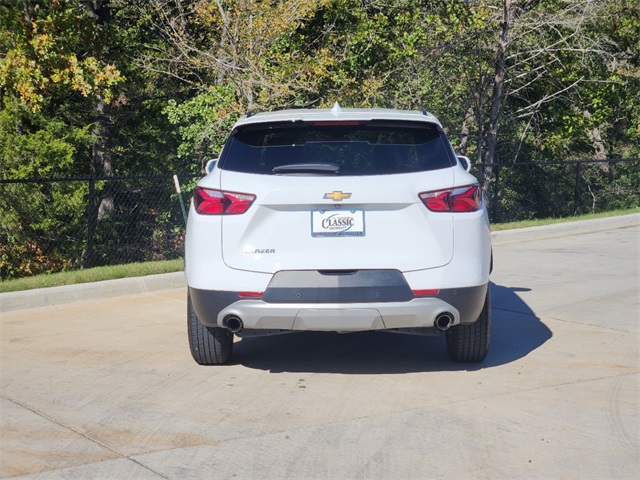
xmin=1 ymin=0 xmax=637 ymax=277
xmin=130 ymin=0 xmax=344 ymax=167
xmin=0 ymin=0 xmax=183 ymax=275
xmin=393 ymin=0 xmax=638 ymax=203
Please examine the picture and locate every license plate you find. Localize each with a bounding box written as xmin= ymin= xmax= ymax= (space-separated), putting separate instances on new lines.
xmin=311 ymin=209 xmax=365 ymax=237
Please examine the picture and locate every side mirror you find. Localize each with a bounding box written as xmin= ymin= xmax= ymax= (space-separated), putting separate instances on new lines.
xmin=457 ymin=155 xmax=472 ymax=173
xmin=205 ymin=158 xmax=218 ymax=174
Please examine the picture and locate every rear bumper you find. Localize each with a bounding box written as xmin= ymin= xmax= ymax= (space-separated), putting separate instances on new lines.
xmin=189 ymin=283 xmax=487 ymax=332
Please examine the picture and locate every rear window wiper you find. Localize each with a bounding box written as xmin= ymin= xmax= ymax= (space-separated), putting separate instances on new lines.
xmin=272 ymin=163 xmax=340 ymax=175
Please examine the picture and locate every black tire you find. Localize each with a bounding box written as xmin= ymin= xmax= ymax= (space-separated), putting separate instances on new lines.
xmin=446 ymin=289 xmax=491 ymax=362
xmin=187 ymin=293 xmax=233 ymax=365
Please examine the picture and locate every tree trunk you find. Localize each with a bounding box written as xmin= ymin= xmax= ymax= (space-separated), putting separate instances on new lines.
xmin=92 ymin=97 xmax=114 ymax=220
xmin=583 ymin=109 xmax=609 ymax=169
xmin=22 ymin=0 xmax=32 ymax=26
xmin=82 ymin=0 xmax=114 ymax=267
xmin=458 ymin=106 xmax=474 ymax=156
xmin=483 ymin=0 xmax=513 ymax=200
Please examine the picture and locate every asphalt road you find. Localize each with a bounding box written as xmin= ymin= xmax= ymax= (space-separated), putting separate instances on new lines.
xmin=1 ymin=216 xmax=638 ymax=479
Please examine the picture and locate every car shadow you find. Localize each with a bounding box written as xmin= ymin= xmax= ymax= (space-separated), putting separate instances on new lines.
xmin=234 ymin=282 xmax=552 ymax=374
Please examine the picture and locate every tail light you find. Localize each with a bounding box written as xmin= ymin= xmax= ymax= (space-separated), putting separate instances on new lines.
xmin=194 ymin=187 xmax=255 ymax=215
xmin=412 ymin=289 xmax=440 ymax=297
xmin=237 ymin=291 xmax=264 ymax=298
xmin=419 ymin=185 xmax=481 ymax=212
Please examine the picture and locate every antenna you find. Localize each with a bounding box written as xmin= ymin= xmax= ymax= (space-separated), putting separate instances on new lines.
xmin=331 ymin=102 xmax=343 ymax=117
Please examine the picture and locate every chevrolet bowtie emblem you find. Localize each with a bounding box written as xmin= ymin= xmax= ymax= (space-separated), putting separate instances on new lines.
xmin=324 ymin=191 xmax=352 ymax=201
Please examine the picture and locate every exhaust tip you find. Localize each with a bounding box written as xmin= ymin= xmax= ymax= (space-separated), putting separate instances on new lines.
xmin=434 ymin=312 xmax=453 ymax=331
xmin=224 ymin=315 xmax=244 ymax=334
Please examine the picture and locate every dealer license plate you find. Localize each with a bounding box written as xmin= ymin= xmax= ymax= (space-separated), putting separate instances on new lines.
xmin=311 ymin=209 xmax=365 ymax=237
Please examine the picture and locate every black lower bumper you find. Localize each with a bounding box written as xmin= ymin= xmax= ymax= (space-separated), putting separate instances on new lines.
xmin=189 ymin=270 xmax=488 ymax=328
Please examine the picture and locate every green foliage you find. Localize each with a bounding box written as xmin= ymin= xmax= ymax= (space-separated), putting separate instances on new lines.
xmin=0 ymin=0 xmax=123 ymax=112
xmin=0 ymin=231 xmax=70 ymax=279
xmin=490 ymin=160 xmax=639 ymax=223
xmin=0 ymin=96 xmax=91 ymax=177
xmin=0 ymin=0 xmax=184 ymax=278
xmin=0 ymin=179 xmax=87 ymax=279
xmin=164 ymin=88 xmax=239 ymax=169
xmin=1 ymin=0 xmax=638 ymax=278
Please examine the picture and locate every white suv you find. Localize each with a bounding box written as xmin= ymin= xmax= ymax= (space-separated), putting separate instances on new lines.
xmin=185 ymin=104 xmax=492 ymax=365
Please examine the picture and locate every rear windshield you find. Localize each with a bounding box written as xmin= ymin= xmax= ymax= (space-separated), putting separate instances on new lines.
xmin=218 ymin=121 xmax=454 ymax=175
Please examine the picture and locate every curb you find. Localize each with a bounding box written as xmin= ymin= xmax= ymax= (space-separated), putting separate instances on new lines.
xmin=1 ymin=271 xmax=186 ymax=313
xmin=2 ymin=214 xmax=637 ymax=313
xmin=490 ymin=213 xmax=638 ymax=245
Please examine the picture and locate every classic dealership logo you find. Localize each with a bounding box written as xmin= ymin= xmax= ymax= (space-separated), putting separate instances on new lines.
xmin=322 ymin=214 xmax=355 ymax=230
xmin=323 ymin=191 xmax=352 ymax=201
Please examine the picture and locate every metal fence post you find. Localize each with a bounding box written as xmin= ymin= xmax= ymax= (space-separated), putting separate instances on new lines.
xmin=86 ymin=177 xmax=95 ymax=269
xmin=573 ymin=161 xmax=581 ymax=215
xmin=637 ymin=159 xmax=640 ymax=207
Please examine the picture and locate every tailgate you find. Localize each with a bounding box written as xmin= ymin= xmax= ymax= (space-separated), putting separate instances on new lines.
xmin=220 ymin=170 xmax=454 ymax=274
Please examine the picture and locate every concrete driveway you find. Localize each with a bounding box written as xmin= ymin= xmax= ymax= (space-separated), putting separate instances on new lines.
xmin=1 ymin=216 xmax=638 ymax=479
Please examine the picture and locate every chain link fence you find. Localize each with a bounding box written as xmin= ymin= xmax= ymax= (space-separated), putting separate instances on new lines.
xmin=1 ymin=159 xmax=638 ymax=280
xmin=472 ymin=158 xmax=639 ymax=223
xmin=1 ymin=174 xmax=199 ymax=279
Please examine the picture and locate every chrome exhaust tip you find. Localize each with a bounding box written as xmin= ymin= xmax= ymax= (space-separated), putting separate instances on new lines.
xmin=224 ymin=315 xmax=244 ymax=334
xmin=434 ymin=312 xmax=453 ymax=331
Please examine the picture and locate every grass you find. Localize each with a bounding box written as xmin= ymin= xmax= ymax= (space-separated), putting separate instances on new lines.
xmin=1 ymin=208 xmax=637 ymax=293
xmin=490 ymin=207 xmax=638 ymax=231
xmin=0 ymin=259 xmax=183 ymax=293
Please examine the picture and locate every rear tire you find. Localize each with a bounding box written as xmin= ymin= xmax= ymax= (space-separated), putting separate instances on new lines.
xmin=187 ymin=293 xmax=233 ymax=365
xmin=446 ymin=289 xmax=491 ymax=362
